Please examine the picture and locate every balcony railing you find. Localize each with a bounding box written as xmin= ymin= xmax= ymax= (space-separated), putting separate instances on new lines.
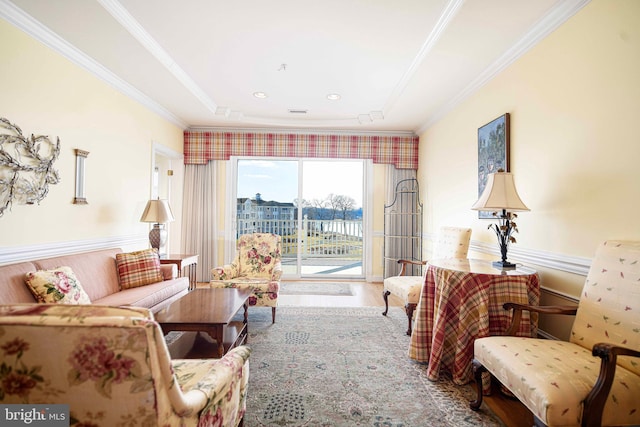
xmin=237 ymin=217 xmax=362 ymax=259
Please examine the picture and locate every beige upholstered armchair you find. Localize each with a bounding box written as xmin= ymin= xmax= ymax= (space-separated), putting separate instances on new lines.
xmin=211 ymin=232 xmax=282 ymax=323
xmin=0 ymin=304 xmax=251 ymax=427
xmin=383 ymin=226 xmax=472 ymax=335
xmin=471 ymin=240 xmax=640 ymax=427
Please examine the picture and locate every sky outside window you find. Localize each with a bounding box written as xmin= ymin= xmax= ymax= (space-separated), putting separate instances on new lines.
xmin=237 ymin=159 xmax=363 ymax=208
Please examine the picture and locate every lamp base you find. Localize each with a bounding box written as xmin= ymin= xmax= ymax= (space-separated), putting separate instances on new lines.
xmin=149 ymin=224 xmax=167 ymax=255
xmin=492 ymin=260 xmax=516 ymax=270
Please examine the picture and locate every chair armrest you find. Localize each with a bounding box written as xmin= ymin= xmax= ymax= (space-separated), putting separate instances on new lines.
xmin=172 ymin=345 xmax=252 ymax=420
xmin=271 ymin=260 xmax=283 ymax=282
xmin=503 ymin=303 xmax=577 ymax=336
xmin=583 ymin=344 xmax=640 ymax=427
xmin=211 ymin=263 xmax=239 ymax=280
xmin=397 ymin=259 xmax=427 ymax=276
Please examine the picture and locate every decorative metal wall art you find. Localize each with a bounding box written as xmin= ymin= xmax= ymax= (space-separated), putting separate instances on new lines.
xmin=0 ymin=118 xmax=61 ymax=217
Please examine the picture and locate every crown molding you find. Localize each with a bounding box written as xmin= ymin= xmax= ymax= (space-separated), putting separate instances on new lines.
xmin=0 ymin=0 xmax=188 ymax=129
xmin=187 ymin=126 xmax=417 ymax=137
xmin=3 ymin=0 xmax=591 ymax=136
xmin=384 ymin=0 xmax=465 ymax=115
xmin=417 ymin=0 xmax=591 ymax=134
xmin=96 ymin=0 xmax=218 ymax=116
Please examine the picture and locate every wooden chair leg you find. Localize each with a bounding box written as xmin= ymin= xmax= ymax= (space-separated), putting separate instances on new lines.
xmin=271 ymin=307 xmax=276 ymax=323
xmin=382 ymin=290 xmax=390 ymax=316
xmin=405 ymin=302 xmax=416 ymax=336
xmin=470 ymin=359 xmax=487 ymax=410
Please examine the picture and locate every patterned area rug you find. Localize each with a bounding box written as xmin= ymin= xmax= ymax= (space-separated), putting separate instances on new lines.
xmin=279 ymin=282 xmax=354 ymax=296
xmin=243 ymin=306 xmax=504 ymax=427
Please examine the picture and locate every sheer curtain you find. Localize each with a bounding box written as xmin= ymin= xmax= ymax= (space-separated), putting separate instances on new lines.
xmin=384 ymin=165 xmax=420 ymax=278
xmin=386 ymin=166 xmax=417 ymax=202
xmin=181 ymin=161 xmax=218 ymax=283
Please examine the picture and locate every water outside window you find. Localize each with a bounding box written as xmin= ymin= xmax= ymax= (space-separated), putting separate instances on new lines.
xmin=236 ymin=159 xmax=363 ymax=278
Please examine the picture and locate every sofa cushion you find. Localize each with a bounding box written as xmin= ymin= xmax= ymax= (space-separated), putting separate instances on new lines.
xmin=474 ymin=336 xmax=640 ymax=426
xmin=383 ymin=275 xmax=423 ymax=305
xmin=116 ymin=249 xmax=164 ymax=289
xmin=24 ymin=266 xmax=91 ymax=304
xmin=93 ymin=278 xmax=188 ymax=313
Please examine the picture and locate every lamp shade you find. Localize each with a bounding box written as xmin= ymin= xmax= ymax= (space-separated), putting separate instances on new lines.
xmin=471 ymin=171 xmax=529 ymax=212
xmin=140 ymin=199 xmax=175 ymax=224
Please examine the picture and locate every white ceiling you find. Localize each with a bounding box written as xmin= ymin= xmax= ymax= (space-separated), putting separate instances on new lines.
xmin=3 ymin=0 xmax=589 ymax=133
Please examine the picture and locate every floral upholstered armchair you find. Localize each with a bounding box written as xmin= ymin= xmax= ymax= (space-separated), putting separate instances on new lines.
xmin=470 ymin=240 xmax=640 ymax=427
xmin=211 ymin=233 xmax=282 ymax=323
xmin=0 ymin=304 xmax=251 ymax=427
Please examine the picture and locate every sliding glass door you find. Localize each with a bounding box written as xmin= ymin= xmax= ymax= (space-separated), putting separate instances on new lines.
xmin=235 ymin=158 xmax=364 ymax=279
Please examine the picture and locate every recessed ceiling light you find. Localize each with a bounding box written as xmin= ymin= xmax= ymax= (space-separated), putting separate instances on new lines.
xmin=253 ymin=92 xmax=268 ymax=99
xmin=327 ymin=93 xmax=341 ymax=101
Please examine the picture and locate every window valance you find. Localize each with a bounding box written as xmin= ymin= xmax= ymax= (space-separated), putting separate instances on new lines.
xmin=184 ymin=131 xmax=419 ymax=170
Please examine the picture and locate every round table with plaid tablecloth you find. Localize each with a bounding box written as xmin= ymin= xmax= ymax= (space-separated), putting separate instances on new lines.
xmin=408 ymin=258 xmax=539 ymax=388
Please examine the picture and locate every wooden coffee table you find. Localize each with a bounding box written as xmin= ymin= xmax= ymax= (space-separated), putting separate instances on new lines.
xmin=156 ymin=288 xmax=251 ymax=357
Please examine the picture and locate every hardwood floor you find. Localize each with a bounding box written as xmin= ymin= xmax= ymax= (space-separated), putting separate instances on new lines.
xmin=278 ymin=280 xmax=391 ymax=307
xmin=197 ymin=280 xmax=534 ymax=426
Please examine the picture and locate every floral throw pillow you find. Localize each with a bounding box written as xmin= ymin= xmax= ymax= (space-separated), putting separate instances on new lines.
xmin=116 ymin=248 xmax=163 ymax=289
xmin=25 ymin=266 xmax=92 ymax=304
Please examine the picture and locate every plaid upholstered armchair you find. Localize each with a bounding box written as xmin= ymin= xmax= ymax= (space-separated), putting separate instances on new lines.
xmin=211 ymin=233 xmax=282 ymax=323
xmin=0 ymin=304 xmax=251 ymax=427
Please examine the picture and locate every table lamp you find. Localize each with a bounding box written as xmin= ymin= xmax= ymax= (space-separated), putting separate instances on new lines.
xmin=140 ymin=198 xmax=175 ymax=255
xmin=471 ymin=169 xmax=529 ymax=269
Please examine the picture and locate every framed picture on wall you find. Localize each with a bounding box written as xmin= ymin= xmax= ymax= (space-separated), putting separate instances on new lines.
xmin=477 ymin=113 xmax=510 ymax=219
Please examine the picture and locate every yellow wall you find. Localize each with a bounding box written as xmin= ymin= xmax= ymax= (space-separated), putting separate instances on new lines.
xmin=0 ymin=20 xmax=184 ymax=250
xmin=418 ymin=0 xmax=640 ymax=337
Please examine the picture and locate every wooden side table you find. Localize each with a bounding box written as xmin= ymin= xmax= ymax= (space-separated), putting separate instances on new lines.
xmin=160 ymin=254 xmax=199 ymax=290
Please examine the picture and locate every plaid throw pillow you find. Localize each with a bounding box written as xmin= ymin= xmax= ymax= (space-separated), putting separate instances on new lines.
xmin=25 ymin=266 xmax=92 ymax=304
xmin=116 ymin=249 xmax=163 ymax=289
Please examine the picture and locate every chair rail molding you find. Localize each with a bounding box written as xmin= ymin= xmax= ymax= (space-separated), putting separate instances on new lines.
xmin=0 ymin=234 xmax=148 ymax=265
xmin=424 ymin=233 xmax=591 ymax=277
xmin=469 ymin=240 xmax=591 ymax=276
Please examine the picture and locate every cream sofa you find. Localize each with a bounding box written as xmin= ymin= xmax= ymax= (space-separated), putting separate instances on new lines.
xmin=0 ymin=248 xmax=188 ymax=312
